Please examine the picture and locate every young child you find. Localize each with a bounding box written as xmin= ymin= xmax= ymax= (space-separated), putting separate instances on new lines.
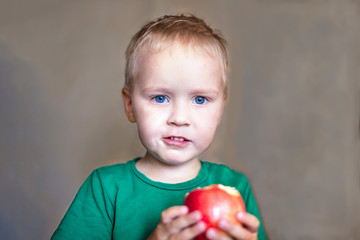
xmin=52 ymin=14 xmax=267 ymax=240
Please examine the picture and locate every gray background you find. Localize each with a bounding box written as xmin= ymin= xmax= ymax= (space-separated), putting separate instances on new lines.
xmin=0 ymin=0 xmax=359 ymax=239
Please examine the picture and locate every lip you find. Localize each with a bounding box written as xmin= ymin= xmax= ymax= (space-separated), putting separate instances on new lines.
xmin=163 ymin=136 xmax=191 ymax=146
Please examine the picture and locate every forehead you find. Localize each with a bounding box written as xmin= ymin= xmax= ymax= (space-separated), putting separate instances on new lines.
xmin=136 ymin=44 xmax=224 ymax=89
xmin=145 ymin=43 xmax=221 ymax=68
xmin=143 ymin=38 xmax=223 ymax=63
xmin=136 ymin=40 xmax=226 ymax=77
xmin=143 ymin=41 xmax=220 ymax=63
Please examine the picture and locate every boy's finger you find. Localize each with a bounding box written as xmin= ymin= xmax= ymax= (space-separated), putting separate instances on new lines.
xmin=166 ymin=210 xmax=203 ymax=235
xmin=172 ymin=221 xmax=206 ymax=240
xmin=215 ymin=220 xmax=252 ymax=240
xmin=206 ymin=228 xmax=233 ymax=240
xmin=237 ymin=212 xmax=260 ymax=233
xmin=160 ymin=206 xmax=188 ymax=224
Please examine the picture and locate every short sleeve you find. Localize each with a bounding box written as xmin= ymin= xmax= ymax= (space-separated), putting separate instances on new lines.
xmin=240 ymin=177 xmax=267 ymax=240
xmin=51 ymin=170 xmax=114 ymax=240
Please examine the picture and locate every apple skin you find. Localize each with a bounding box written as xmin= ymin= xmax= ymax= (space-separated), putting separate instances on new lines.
xmin=183 ymin=184 xmax=246 ymax=240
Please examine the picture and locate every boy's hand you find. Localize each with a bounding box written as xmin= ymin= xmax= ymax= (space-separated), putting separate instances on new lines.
xmin=147 ymin=206 xmax=206 ymax=240
xmin=206 ymin=212 xmax=259 ymax=240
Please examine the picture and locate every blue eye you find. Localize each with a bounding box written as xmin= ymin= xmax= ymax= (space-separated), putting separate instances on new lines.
xmin=154 ymin=95 xmax=167 ymax=103
xmin=194 ymin=96 xmax=206 ymax=104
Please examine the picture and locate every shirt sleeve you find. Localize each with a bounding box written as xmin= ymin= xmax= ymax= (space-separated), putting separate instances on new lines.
xmin=51 ymin=170 xmax=114 ymax=240
xmin=240 ymin=177 xmax=267 ymax=240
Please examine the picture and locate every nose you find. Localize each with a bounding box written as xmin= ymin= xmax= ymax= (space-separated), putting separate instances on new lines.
xmin=167 ymin=102 xmax=190 ymax=127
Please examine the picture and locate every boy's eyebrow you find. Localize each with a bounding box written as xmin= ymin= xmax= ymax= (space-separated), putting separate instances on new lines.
xmin=142 ymin=87 xmax=220 ymax=95
xmin=141 ymin=87 xmax=172 ymax=94
xmin=190 ymin=88 xmax=220 ymax=95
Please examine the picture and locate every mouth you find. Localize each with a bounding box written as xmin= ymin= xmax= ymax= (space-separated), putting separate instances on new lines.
xmin=168 ymin=136 xmax=188 ymax=141
xmin=163 ymin=136 xmax=190 ymax=146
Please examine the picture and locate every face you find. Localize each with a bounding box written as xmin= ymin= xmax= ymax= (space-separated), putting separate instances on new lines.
xmin=123 ymin=44 xmax=226 ymax=166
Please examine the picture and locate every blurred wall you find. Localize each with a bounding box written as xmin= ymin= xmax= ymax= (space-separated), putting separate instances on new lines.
xmin=0 ymin=0 xmax=359 ymax=239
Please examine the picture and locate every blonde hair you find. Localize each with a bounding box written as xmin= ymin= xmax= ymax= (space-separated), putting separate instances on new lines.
xmin=124 ymin=14 xmax=229 ymax=96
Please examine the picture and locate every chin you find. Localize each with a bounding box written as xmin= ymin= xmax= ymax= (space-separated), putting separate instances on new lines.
xmin=160 ymin=158 xmax=191 ymax=166
xmin=158 ymin=155 xmax=198 ymax=166
xmin=145 ymin=149 xmax=201 ymax=166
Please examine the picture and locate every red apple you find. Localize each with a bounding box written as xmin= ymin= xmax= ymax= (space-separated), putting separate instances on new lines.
xmin=183 ymin=184 xmax=246 ymax=240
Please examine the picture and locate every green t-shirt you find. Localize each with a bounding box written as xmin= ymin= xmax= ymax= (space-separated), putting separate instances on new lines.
xmin=52 ymin=158 xmax=267 ymax=239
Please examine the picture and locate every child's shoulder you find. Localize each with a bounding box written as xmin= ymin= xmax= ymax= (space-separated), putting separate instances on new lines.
xmin=96 ymin=159 xmax=132 ymax=171
xmin=90 ymin=158 xmax=137 ymax=182
xmin=202 ymin=160 xmax=250 ymax=190
xmin=202 ymin=161 xmax=246 ymax=177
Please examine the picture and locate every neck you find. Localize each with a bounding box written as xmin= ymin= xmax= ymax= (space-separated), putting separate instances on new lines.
xmin=135 ymin=154 xmax=201 ymax=184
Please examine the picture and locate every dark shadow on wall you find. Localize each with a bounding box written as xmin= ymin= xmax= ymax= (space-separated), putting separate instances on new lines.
xmin=0 ymin=42 xmax=56 ymax=240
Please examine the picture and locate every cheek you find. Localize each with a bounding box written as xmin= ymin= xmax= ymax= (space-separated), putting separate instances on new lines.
xmin=136 ymin=118 xmax=157 ymax=148
xmin=134 ymin=105 xmax=167 ymax=138
xmin=199 ymin=105 xmax=224 ymax=135
xmin=203 ymin=105 xmax=224 ymax=126
xmin=198 ymin=122 xmax=218 ymax=138
xmin=136 ymin=107 xmax=168 ymax=126
xmin=195 ymin=113 xmax=221 ymax=143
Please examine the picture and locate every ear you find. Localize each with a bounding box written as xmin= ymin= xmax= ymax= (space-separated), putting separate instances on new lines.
xmin=122 ymin=87 xmax=136 ymax=123
xmin=217 ymin=95 xmax=228 ymax=126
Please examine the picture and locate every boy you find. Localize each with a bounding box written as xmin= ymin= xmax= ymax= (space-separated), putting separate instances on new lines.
xmin=52 ymin=14 xmax=267 ymax=240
